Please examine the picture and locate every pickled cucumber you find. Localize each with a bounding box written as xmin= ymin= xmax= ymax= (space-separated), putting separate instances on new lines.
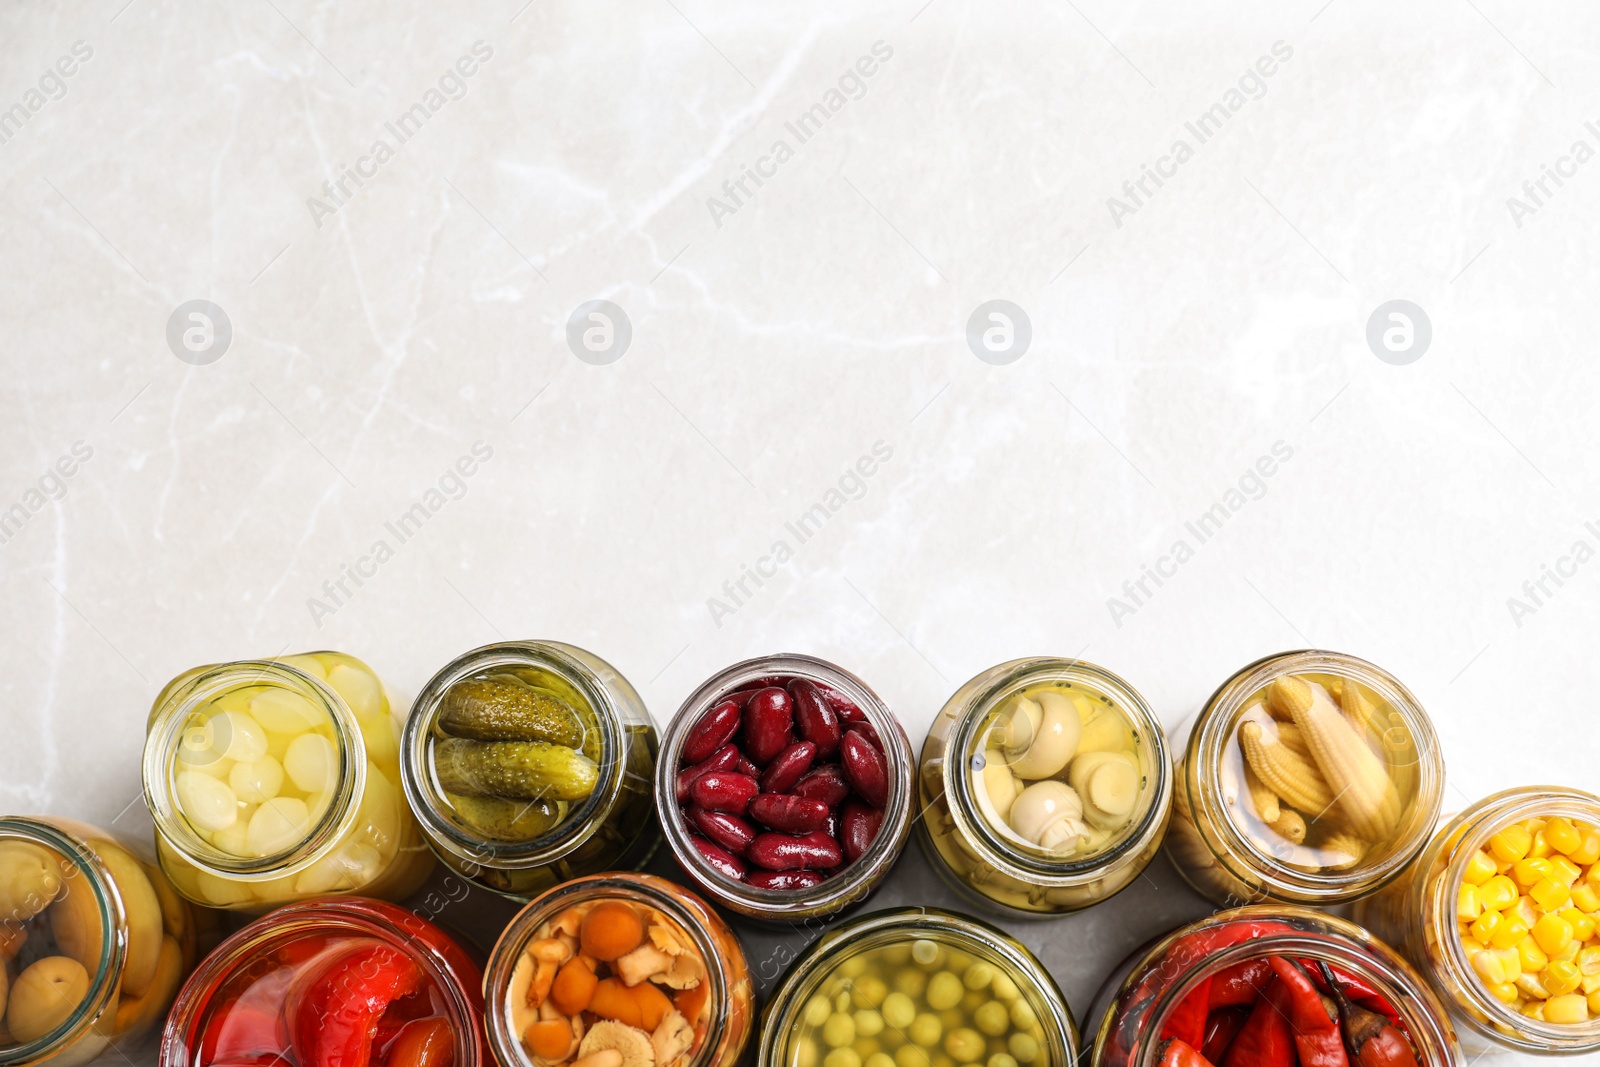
xmin=443 ymin=793 xmax=564 ymax=840
xmin=433 ymin=738 xmax=598 ymax=801
xmin=437 ymin=675 xmax=589 ymax=747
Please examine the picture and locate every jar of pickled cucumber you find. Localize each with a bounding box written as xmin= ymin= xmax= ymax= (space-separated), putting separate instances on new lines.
xmin=142 ymin=651 xmax=435 ymax=911
xmin=761 ymin=906 xmax=1078 ymax=1067
xmin=1085 ymin=906 xmax=1458 ymax=1067
xmin=1165 ymin=650 xmax=1444 ymax=908
xmin=0 ymin=815 xmax=213 ymax=1067
xmin=918 ymin=658 xmax=1172 ymax=916
xmin=1355 ymin=786 xmax=1600 ymax=1055
xmin=400 ymin=641 xmax=659 ymax=900
xmin=484 ymin=872 xmax=753 ymax=1067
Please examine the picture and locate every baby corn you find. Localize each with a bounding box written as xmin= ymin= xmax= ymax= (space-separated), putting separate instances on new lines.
xmin=1243 ymin=762 xmax=1281 ymax=824
xmin=1270 ymin=676 xmax=1401 ymax=841
xmin=1240 ymin=719 xmax=1336 ymax=815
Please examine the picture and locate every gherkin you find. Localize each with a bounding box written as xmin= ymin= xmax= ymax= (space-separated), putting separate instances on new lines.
xmin=433 ymin=737 xmax=598 ymax=801
xmin=437 ymin=674 xmax=590 ymax=749
xmin=443 ymin=792 xmax=564 ymax=841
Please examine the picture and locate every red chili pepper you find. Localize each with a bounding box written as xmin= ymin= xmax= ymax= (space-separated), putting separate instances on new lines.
xmin=1298 ymin=959 xmax=1405 ymax=1028
xmin=1158 ymin=1038 xmax=1218 ymax=1067
xmin=1201 ymin=1006 xmax=1251 ymax=1065
xmin=1161 ymin=977 xmax=1213 ymax=1048
xmin=287 ymin=939 xmax=425 ymax=1067
xmin=1223 ymin=978 xmax=1295 ymax=1067
xmin=1209 ymin=960 xmax=1276 ymax=1008
xmin=1315 ymin=960 xmax=1420 ymax=1067
xmin=1268 ymin=957 xmax=1349 ymax=1067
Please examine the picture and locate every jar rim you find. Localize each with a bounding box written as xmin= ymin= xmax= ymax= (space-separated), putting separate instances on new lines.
xmin=941 ymin=657 xmax=1173 ymax=885
xmin=1183 ymin=649 xmax=1444 ymax=903
xmin=142 ymin=658 xmax=365 ymax=879
xmin=1428 ymin=786 xmax=1600 ymax=1053
xmin=0 ymin=818 xmax=127 ymax=1065
xmin=483 ymin=872 xmax=747 ymax=1067
xmin=399 ymin=640 xmax=628 ymax=872
xmin=653 ymin=653 xmax=914 ymax=921
xmin=759 ymin=905 xmax=1079 ymax=1067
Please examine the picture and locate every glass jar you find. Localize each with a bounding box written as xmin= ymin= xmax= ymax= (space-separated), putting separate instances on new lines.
xmin=1087 ymin=906 xmax=1458 ymax=1067
xmin=160 ymin=895 xmax=485 ymax=1065
xmin=655 ymin=654 xmax=914 ymax=923
xmin=1166 ymin=649 xmax=1444 ymax=907
xmin=401 ymin=641 xmax=659 ymax=899
xmin=0 ymin=815 xmax=210 ymax=1067
xmin=919 ymin=658 xmax=1172 ymax=916
xmin=484 ymin=871 xmax=753 ymax=1067
xmin=142 ymin=650 xmax=435 ymax=911
xmin=761 ymin=906 xmax=1078 ymax=1067
xmin=1355 ymin=786 xmax=1600 ymax=1055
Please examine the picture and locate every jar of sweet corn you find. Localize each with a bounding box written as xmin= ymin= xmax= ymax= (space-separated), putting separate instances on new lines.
xmin=918 ymin=658 xmax=1172 ymax=915
xmin=1356 ymin=786 xmax=1600 ymax=1055
xmin=142 ymin=651 xmax=435 ymax=910
xmin=1165 ymin=649 xmax=1445 ymax=907
xmin=761 ymin=906 xmax=1078 ymax=1067
xmin=401 ymin=641 xmax=659 ymax=900
xmin=0 ymin=815 xmax=214 ymax=1067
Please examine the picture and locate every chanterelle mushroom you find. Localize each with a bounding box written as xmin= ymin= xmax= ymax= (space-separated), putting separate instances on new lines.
xmin=648 ymin=922 xmax=689 ymax=956
xmin=660 ymin=951 xmax=704 ymax=990
xmin=614 ymin=942 xmax=673 ymax=986
xmin=579 ymin=1019 xmax=655 ymax=1067
xmin=652 ymin=1009 xmax=693 ymax=1066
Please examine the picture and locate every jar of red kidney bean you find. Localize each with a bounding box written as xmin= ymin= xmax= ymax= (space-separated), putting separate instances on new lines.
xmin=655 ymin=654 xmax=914 ymax=923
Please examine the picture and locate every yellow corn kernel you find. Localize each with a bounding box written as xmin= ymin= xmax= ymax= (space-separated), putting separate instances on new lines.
xmin=1462 ymin=936 xmax=1489 ymax=958
xmin=1470 ymin=910 xmax=1503 ymax=944
xmin=1560 ymin=907 xmax=1596 ymax=942
xmin=1474 ymin=949 xmax=1510 ymax=986
xmin=1571 ymin=831 xmax=1600 ymax=866
xmin=1491 ymin=914 xmax=1531 ymax=949
xmin=1457 ymin=883 xmax=1483 ymax=922
xmin=1590 ymin=990 xmax=1600 ymax=1016
xmin=1578 ymin=946 xmax=1600 ymax=977
xmin=1584 ymin=973 xmax=1600 ymax=995
xmin=1587 ymin=863 xmax=1600 ymax=890
xmin=1488 ymin=981 xmax=1519 ymax=1004
xmin=1548 ymin=818 xmax=1584 ymax=856
xmin=1535 ymin=913 xmax=1576 ymax=956
xmin=1522 ymin=1001 xmax=1546 ymax=1022
xmin=1552 ymin=857 xmax=1583 ymax=886
xmin=1545 ymin=960 xmax=1584 ymax=996
xmin=1531 ymin=828 xmax=1555 ymax=859
xmin=1553 ymin=939 xmax=1582 ymax=964
xmin=1481 ymin=875 xmax=1519 ymax=911
xmin=1514 ymin=858 xmax=1555 ymax=888
xmin=1491 ymin=825 xmax=1534 ymax=864
xmin=1546 ymin=993 xmax=1590 ymax=1023
xmin=1518 ymin=936 xmax=1550 ymax=972
xmin=1497 ymin=946 xmax=1523 ymax=981
xmin=1515 ymin=971 xmax=1551 ymax=999
xmin=1572 ymin=884 xmax=1600 ymax=914
xmin=1512 ymin=895 xmax=1541 ymax=929
xmin=1464 ymin=849 xmax=1498 ymax=886
xmin=1532 ymin=877 xmax=1572 ymax=912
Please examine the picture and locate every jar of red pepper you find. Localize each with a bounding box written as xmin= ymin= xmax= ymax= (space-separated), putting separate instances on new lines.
xmin=655 ymin=654 xmax=914 ymax=923
xmin=160 ymin=896 xmax=486 ymax=1067
xmin=1086 ymin=907 xmax=1459 ymax=1067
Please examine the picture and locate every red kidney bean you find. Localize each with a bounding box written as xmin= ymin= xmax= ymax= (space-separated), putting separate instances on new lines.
xmin=735 ymin=755 xmax=761 ymax=778
xmin=823 ymin=809 xmax=838 ymax=839
xmin=845 ymin=719 xmax=883 ymax=752
xmin=682 ymin=698 xmax=743 ymax=764
xmin=749 ymin=794 xmax=832 ymax=834
xmin=688 ymin=806 xmax=756 ymax=854
xmin=689 ymin=834 xmax=746 ymax=880
xmin=748 ymin=830 xmax=843 ymax=871
xmin=759 ymin=742 xmax=816 ymax=794
xmin=792 ymin=764 xmax=851 ymax=807
xmin=675 ymin=743 xmax=740 ymax=802
xmin=816 ymin=682 xmax=867 ymax=722
xmin=840 ymin=731 xmax=888 ymax=807
xmin=689 ymin=772 xmax=759 ymax=814
xmin=840 ymin=800 xmax=884 ymax=863
xmin=747 ymin=869 xmax=825 ymax=891
xmin=742 ymin=687 xmax=795 ymax=765
xmin=790 ymin=679 xmax=841 ymax=758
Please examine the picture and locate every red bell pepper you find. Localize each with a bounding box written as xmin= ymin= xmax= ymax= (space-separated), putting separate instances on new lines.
xmin=1224 ymin=979 xmax=1295 ymax=1067
xmin=1209 ymin=960 xmax=1275 ymax=1008
xmin=1202 ymin=1006 xmax=1251 ymax=1065
xmin=1158 ymin=1038 xmax=1218 ymax=1067
xmin=286 ymin=939 xmax=424 ymax=1067
xmin=1161 ymin=977 xmax=1213 ymax=1048
xmin=1269 ymin=957 xmax=1350 ymax=1067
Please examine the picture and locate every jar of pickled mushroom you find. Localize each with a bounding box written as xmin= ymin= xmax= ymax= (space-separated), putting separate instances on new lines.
xmin=762 ymin=905 xmax=1078 ymax=1067
xmin=918 ymin=657 xmax=1173 ymax=916
xmin=1086 ymin=907 xmax=1458 ymax=1067
xmin=1354 ymin=786 xmax=1600 ymax=1055
xmin=160 ymin=895 xmax=485 ymax=1066
xmin=142 ymin=651 xmax=435 ymax=911
xmin=656 ymin=655 xmax=914 ymax=923
xmin=0 ymin=815 xmax=211 ymax=1067
xmin=484 ymin=872 xmax=753 ymax=1067
xmin=400 ymin=641 xmax=659 ymax=900
xmin=1165 ymin=650 xmax=1444 ymax=908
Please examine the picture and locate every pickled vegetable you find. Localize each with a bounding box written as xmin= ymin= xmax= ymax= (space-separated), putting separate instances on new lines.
xmin=434 ymin=739 xmax=598 ymax=802
xmin=443 ymin=794 xmax=563 ymax=841
xmin=438 ymin=675 xmax=589 ymax=748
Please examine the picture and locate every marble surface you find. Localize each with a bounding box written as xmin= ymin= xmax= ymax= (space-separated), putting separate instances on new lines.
xmin=4 ymin=0 xmax=1600 ymax=1062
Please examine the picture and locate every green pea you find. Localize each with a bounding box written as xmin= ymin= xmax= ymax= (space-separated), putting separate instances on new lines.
xmin=797 ymin=1039 xmax=819 ymax=1067
xmin=866 ymin=1055 xmax=897 ymax=1067
xmin=883 ymin=992 xmax=917 ymax=1030
xmin=856 ymin=1010 xmax=886 ymax=1038
xmin=943 ymin=1028 xmax=986 ymax=1063
xmin=1008 ymin=1001 xmax=1036 ymax=1031
xmin=884 ymin=945 xmax=913 ymax=965
xmin=841 ymin=956 xmax=868 ymax=978
xmin=825 ymin=1013 xmax=858 ymax=1048
xmin=854 ymin=976 xmax=889 ymax=1010
xmin=895 ymin=1047 xmax=932 ymax=1067
xmin=826 ymin=1051 xmax=863 ymax=1067
xmin=806 ymin=996 xmax=833 ymax=1026
xmin=990 ymin=974 xmax=1019 ymax=1001
xmin=927 ymin=972 xmax=964 ymax=1011
xmin=838 ymin=991 xmax=853 ymax=1013
xmin=988 ymin=1055 xmax=1019 ymax=1067
xmin=909 ymin=1013 xmax=943 ymax=1048
xmin=1007 ymin=1033 xmax=1039 ymax=1064
xmin=974 ymin=1001 xmax=1009 ymax=1037
xmin=894 ymin=970 xmax=927 ymax=997
xmin=912 ymin=939 xmax=941 ymax=966
xmin=963 ymin=963 xmax=995 ymax=991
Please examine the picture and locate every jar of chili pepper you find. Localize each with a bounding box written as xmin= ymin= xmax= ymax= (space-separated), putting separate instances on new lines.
xmin=0 ymin=816 xmax=213 ymax=1067
xmin=655 ymin=654 xmax=914 ymax=923
xmin=400 ymin=641 xmax=659 ymax=900
xmin=1354 ymin=786 xmax=1600 ymax=1055
xmin=1165 ymin=651 xmax=1445 ymax=907
xmin=918 ymin=657 xmax=1173 ymax=915
xmin=160 ymin=895 xmax=485 ymax=1067
xmin=483 ymin=872 xmax=753 ymax=1067
xmin=143 ymin=651 xmax=436 ymax=910
xmin=1086 ymin=907 xmax=1459 ymax=1067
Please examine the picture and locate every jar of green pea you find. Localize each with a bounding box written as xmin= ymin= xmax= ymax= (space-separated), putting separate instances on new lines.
xmin=760 ymin=907 xmax=1078 ymax=1067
